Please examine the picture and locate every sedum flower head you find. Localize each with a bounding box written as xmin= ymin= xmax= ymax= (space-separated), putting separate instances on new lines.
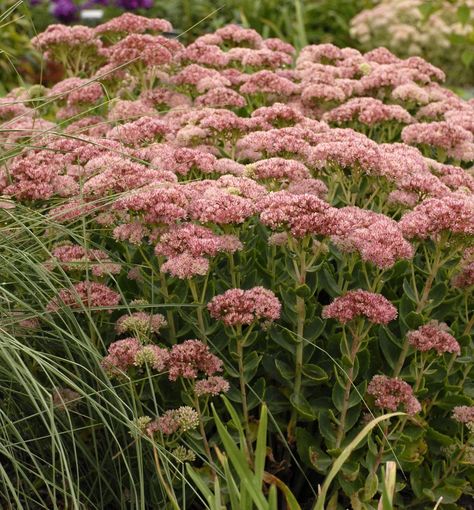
xmin=322 ymin=290 xmax=397 ymax=325
xmin=368 ymin=375 xmax=421 ymax=415
xmin=47 ymin=282 xmax=121 ymax=314
xmin=195 ymin=376 xmax=230 ymax=397
xmin=130 ymin=416 xmax=152 ymax=438
xmin=407 ymin=321 xmax=460 ymax=355
xmin=52 ymin=387 xmax=81 ymax=411
xmin=176 ymin=406 xmax=200 ymax=432
xmin=208 ymin=287 xmax=281 ymax=326
xmin=147 ymin=407 xmax=199 ymax=436
xmin=452 ymin=406 xmax=474 ymax=425
xmin=134 ymin=345 xmax=169 ymax=372
xmin=168 ymin=340 xmax=223 ymax=381
xmin=116 ymin=312 xmax=167 ymax=337
xmin=171 ymin=446 xmax=196 ymax=463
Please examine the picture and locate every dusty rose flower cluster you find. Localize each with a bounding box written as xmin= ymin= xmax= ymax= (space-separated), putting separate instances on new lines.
xmin=367 ymin=375 xmax=421 ymax=415
xmin=452 ymin=248 xmax=474 ymax=289
xmin=46 ymin=244 xmax=121 ymax=277
xmin=101 ymin=337 xmax=144 ymax=373
xmin=194 ymin=376 xmax=230 ymax=397
xmin=407 ymin=321 xmax=460 ymax=355
xmin=322 ymin=290 xmax=398 ymax=325
xmin=399 ymin=193 xmax=474 ymax=239
xmin=101 ymin=336 xmax=226 ymax=387
xmin=452 ymin=406 xmax=474 ymax=424
xmin=94 ymin=13 xmax=172 ymax=37
xmin=47 ymin=281 xmax=121 ymax=313
xmin=323 ymin=97 xmax=413 ymax=126
xmin=207 ymin=287 xmax=281 ymax=326
xmin=154 ymin=222 xmax=243 ymax=279
xmin=167 ymin=339 xmax=223 ymax=380
xmin=146 ymin=406 xmax=199 ymax=436
xmin=52 ymin=387 xmax=81 ymax=411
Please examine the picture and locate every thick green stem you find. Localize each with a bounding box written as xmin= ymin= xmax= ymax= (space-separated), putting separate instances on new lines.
xmin=416 ymin=241 xmax=444 ymax=313
xmin=371 ymin=422 xmax=389 ymax=475
xmin=287 ymin=244 xmax=307 ymax=442
xmin=237 ymin=338 xmax=253 ymax=458
xmin=463 ymin=313 xmax=474 ymax=337
xmin=393 ymin=337 xmax=410 ymax=378
xmin=287 ymin=295 xmax=306 ymax=443
xmin=228 ymin=252 xmax=238 ymax=288
xmin=430 ymin=444 xmax=467 ymax=491
xmin=188 ymin=279 xmax=206 ymax=343
xmin=335 ymin=331 xmax=361 ymax=449
xmin=413 ymin=354 xmax=427 ymax=393
xmin=158 ymin=270 xmax=176 ymax=344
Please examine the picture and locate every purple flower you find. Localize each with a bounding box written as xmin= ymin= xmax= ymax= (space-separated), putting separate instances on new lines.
xmin=52 ymin=0 xmax=79 ymax=23
xmin=83 ymin=0 xmax=109 ymax=7
xmin=116 ymin=0 xmax=153 ymax=9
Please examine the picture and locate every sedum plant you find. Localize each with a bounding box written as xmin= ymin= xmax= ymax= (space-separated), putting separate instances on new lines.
xmin=350 ymin=0 xmax=474 ymax=86
xmin=0 ymin=12 xmax=473 ymax=509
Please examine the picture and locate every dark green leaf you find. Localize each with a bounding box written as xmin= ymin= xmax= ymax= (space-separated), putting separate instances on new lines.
xmin=403 ymin=278 xmax=417 ymax=303
xmin=302 ymin=363 xmax=328 ymax=382
xmin=275 ymin=358 xmax=294 ymax=380
xmin=290 ymin=393 xmax=317 ymax=419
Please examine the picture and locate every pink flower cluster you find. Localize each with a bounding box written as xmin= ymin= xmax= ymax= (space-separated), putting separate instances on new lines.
xmin=47 ymin=282 xmax=121 ymax=313
xmin=32 ymin=24 xmax=99 ymax=51
xmin=147 ymin=406 xmax=199 ymax=436
xmin=407 ymin=321 xmax=460 ymax=355
xmin=452 ymin=248 xmax=474 ymax=289
xmin=207 ymin=287 xmax=281 ymax=326
xmin=105 ymin=34 xmax=177 ymax=68
xmin=94 ymin=13 xmax=172 ymax=37
xmin=246 ymin=158 xmax=311 ymax=182
xmin=153 ymin=222 xmax=242 ymax=279
xmin=259 ymin=191 xmax=332 ymax=238
xmin=402 ymin=122 xmax=474 ymax=161
xmin=323 ymin=97 xmax=412 ymax=126
xmin=399 ymin=193 xmax=474 ymax=239
xmin=322 ymin=290 xmax=397 ymax=325
xmin=106 ymin=117 xmax=170 ymax=146
xmin=326 ymin=206 xmax=414 ymax=268
xmin=49 ymin=78 xmax=104 ymax=106
xmin=160 ymin=253 xmax=210 ymax=279
xmin=194 ymin=375 xmax=230 ymax=397
xmin=452 ymin=406 xmax=474 ymax=424
xmin=155 ymin=223 xmax=241 ymax=259
xmin=167 ymin=339 xmax=223 ymax=381
xmin=367 ymin=375 xmax=421 ymax=415
xmin=102 ymin=337 xmax=225 ymax=384
xmin=101 ymin=337 xmax=143 ymax=372
xmin=46 ymin=244 xmax=121 ymax=276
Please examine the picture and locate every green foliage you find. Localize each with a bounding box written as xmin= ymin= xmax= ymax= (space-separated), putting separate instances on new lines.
xmin=186 ymin=400 xmax=302 ymax=510
xmin=0 ymin=1 xmax=40 ymax=94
